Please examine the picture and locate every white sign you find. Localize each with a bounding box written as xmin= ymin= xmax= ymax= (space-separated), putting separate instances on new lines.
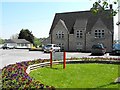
xmin=52 ymin=52 xmax=63 ymax=60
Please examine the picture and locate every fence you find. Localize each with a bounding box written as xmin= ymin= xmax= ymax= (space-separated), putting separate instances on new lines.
xmin=26 ymin=60 xmax=63 ymax=74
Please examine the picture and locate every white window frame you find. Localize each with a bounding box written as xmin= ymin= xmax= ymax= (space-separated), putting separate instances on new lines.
xmin=94 ymin=30 xmax=104 ymax=38
xmin=76 ymin=30 xmax=83 ymax=38
xmin=57 ymin=43 xmax=64 ymax=50
xmin=56 ymin=31 xmax=64 ymax=39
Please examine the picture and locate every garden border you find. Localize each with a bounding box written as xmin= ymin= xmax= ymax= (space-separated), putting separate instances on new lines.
xmin=26 ymin=59 xmax=120 ymax=74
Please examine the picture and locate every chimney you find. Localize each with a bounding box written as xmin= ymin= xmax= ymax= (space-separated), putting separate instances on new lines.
xmin=109 ymin=4 xmax=112 ymax=9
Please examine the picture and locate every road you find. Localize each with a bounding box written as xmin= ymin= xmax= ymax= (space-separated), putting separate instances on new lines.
xmin=0 ymin=49 xmax=119 ymax=69
xmin=0 ymin=49 xmax=49 ymax=69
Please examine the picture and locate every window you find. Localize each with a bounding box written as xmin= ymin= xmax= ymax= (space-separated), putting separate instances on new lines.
xmin=57 ymin=43 xmax=64 ymax=50
xmin=56 ymin=31 xmax=64 ymax=38
xmin=76 ymin=30 xmax=83 ymax=38
xmin=76 ymin=42 xmax=82 ymax=51
xmin=94 ymin=30 xmax=104 ymax=38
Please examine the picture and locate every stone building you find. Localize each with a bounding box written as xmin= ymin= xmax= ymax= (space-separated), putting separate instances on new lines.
xmin=46 ymin=8 xmax=114 ymax=52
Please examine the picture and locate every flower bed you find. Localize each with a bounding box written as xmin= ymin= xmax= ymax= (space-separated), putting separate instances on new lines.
xmin=68 ymin=57 xmax=120 ymax=61
xmin=2 ymin=59 xmax=55 ymax=89
xmin=2 ymin=57 xmax=120 ymax=89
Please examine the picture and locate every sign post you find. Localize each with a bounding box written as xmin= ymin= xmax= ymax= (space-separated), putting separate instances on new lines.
xmin=50 ymin=51 xmax=66 ymax=69
xmin=50 ymin=51 xmax=52 ymax=68
xmin=63 ymin=52 xmax=66 ymax=69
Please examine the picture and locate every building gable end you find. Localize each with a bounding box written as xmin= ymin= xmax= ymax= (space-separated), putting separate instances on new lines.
xmin=91 ymin=18 xmax=111 ymax=32
xmin=52 ymin=19 xmax=69 ymax=34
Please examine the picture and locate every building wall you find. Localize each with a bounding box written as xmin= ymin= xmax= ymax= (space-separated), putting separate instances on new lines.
xmin=42 ymin=36 xmax=51 ymax=46
xmin=27 ymin=44 xmax=33 ymax=48
xmin=50 ymin=18 xmax=113 ymax=52
xmin=73 ymin=27 xmax=86 ymax=51
xmin=69 ymin=34 xmax=75 ymax=51
xmin=86 ymin=19 xmax=113 ymax=52
xmin=51 ymin=20 xmax=69 ymax=51
xmin=16 ymin=43 xmax=32 ymax=48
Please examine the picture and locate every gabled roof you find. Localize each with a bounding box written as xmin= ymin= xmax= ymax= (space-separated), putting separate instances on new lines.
xmin=49 ymin=10 xmax=113 ymax=34
xmin=5 ymin=39 xmax=31 ymax=44
xmin=12 ymin=39 xmax=31 ymax=44
xmin=54 ymin=19 xmax=68 ymax=32
xmin=59 ymin=19 xmax=68 ymax=31
xmin=5 ymin=39 xmax=16 ymax=43
xmin=74 ymin=19 xmax=88 ymax=29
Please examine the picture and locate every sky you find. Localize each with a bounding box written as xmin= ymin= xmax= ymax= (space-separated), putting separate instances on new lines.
xmin=0 ymin=0 xmax=118 ymax=39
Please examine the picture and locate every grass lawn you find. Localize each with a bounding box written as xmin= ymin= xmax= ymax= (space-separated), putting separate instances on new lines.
xmin=30 ymin=63 xmax=120 ymax=88
xmin=0 ymin=72 xmax=1 ymax=88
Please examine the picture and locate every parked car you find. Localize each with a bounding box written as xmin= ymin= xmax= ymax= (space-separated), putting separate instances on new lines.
xmin=0 ymin=44 xmax=4 ymax=49
xmin=112 ymin=43 xmax=120 ymax=55
xmin=44 ymin=44 xmax=60 ymax=53
xmin=2 ymin=43 xmax=15 ymax=49
xmin=91 ymin=44 xmax=106 ymax=55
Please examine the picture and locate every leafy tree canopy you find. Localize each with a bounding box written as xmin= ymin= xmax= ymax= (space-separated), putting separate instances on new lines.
xmin=91 ymin=0 xmax=119 ymax=16
xmin=18 ymin=29 xmax=34 ymax=44
xmin=0 ymin=38 xmax=4 ymax=44
xmin=34 ymin=37 xmax=42 ymax=48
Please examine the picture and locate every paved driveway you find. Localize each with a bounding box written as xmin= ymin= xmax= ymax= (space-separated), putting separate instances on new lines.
xmin=0 ymin=49 xmax=119 ymax=69
xmin=0 ymin=49 xmax=50 ymax=69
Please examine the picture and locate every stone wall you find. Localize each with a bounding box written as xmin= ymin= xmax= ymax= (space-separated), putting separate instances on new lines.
xmin=86 ymin=18 xmax=113 ymax=52
xmin=51 ymin=20 xmax=69 ymax=51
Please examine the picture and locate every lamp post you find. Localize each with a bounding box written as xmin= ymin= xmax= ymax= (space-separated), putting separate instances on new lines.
xmin=118 ymin=0 xmax=120 ymax=40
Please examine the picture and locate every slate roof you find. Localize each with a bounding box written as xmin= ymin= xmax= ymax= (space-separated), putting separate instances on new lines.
xmin=4 ymin=39 xmax=16 ymax=43
xmin=74 ymin=19 xmax=88 ymax=29
xmin=12 ymin=39 xmax=31 ymax=44
xmin=49 ymin=10 xmax=113 ymax=34
xmin=5 ymin=39 xmax=31 ymax=44
xmin=58 ymin=19 xmax=68 ymax=31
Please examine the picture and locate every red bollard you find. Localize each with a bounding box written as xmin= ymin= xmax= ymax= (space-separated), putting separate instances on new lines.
xmin=50 ymin=51 xmax=52 ymax=68
xmin=63 ymin=52 xmax=66 ymax=69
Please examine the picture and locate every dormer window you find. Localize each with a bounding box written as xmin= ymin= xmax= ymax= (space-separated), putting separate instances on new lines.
xmin=95 ymin=29 xmax=104 ymax=38
xmin=56 ymin=31 xmax=64 ymax=38
xmin=76 ymin=30 xmax=83 ymax=38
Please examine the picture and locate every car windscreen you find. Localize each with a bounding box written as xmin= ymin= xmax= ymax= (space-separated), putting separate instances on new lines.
xmin=92 ymin=45 xmax=103 ymax=49
xmin=46 ymin=45 xmax=52 ymax=48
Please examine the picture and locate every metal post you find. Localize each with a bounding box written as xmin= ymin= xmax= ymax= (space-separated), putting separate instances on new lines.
xmin=50 ymin=51 xmax=52 ymax=68
xmin=63 ymin=52 xmax=66 ymax=69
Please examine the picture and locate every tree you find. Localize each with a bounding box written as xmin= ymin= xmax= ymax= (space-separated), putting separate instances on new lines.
xmin=91 ymin=0 xmax=120 ymax=16
xmin=0 ymin=38 xmax=4 ymax=44
xmin=18 ymin=29 xmax=34 ymax=44
xmin=34 ymin=37 xmax=42 ymax=48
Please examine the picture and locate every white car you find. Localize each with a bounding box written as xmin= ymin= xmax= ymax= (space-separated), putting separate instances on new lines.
xmin=44 ymin=44 xmax=60 ymax=53
xmin=2 ymin=43 xmax=15 ymax=49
